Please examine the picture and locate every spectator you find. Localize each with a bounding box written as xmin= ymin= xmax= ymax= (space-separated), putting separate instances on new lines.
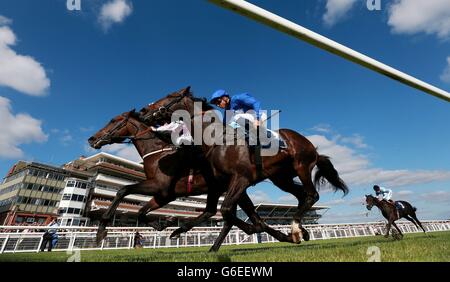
xmin=40 ymin=219 xmax=59 ymax=252
xmin=134 ymin=231 xmax=143 ymax=249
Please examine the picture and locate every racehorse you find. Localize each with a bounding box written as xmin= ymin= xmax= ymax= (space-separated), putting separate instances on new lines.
xmin=88 ymin=109 xmax=303 ymax=246
xmin=138 ymin=87 xmax=348 ymax=251
xmin=365 ymin=194 xmax=426 ymax=238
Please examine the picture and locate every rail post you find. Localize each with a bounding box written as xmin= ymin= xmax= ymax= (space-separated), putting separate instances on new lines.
xmin=1 ymin=235 xmax=9 ymax=254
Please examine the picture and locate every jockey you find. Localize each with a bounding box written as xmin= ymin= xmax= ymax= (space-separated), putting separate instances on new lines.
xmin=373 ymin=185 xmax=396 ymax=207
xmin=209 ymin=89 xmax=265 ymax=128
xmin=150 ymin=120 xmax=193 ymax=147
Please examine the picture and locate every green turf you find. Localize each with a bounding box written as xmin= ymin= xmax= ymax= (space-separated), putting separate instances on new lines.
xmin=1 ymin=231 xmax=449 ymax=262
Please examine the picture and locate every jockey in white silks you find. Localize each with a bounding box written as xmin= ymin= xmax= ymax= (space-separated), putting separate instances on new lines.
xmin=151 ymin=120 xmax=193 ymax=146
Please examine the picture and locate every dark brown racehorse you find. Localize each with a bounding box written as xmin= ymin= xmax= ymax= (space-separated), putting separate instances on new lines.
xmin=365 ymin=195 xmax=426 ymax=238
xmin=88 ymin=110 xmax=301 ymax=246
xmin=138 ymin=87 xmax=348 ymax=251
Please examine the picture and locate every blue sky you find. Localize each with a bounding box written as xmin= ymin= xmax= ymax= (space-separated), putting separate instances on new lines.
xmin=0 ymin=0 xmax=449 ymax=223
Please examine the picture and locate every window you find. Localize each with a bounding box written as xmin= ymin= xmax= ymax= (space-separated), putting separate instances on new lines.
xmin=62 ymin=194 xmax=71 ymax=201
xmin=67 ymin=180 xmax=75 ymax=187
xmin=26 ymin=217 xmax=35 ymax=223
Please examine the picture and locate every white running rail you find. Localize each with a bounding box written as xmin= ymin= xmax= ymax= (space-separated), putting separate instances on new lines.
xmin=208 ymin=0 xmax=450 ymax=103
xmin=0 ymin=220 xmax=449 ymax=254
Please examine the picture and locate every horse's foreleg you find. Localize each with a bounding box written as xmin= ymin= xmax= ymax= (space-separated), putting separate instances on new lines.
xmin=138 ymin=197 xmax=175 ymax=231
xmin=96 ymin=185 xmax=132 ymax=244
xmin=96 ymin=180 xmax=163 ymax=245
xmin=209 ymin=177 xmax=248 ymax=252
xmin=385 ymin=220 xmax=393 ymax=238
xmin=170 ymin=191 xmax=221 ymax=238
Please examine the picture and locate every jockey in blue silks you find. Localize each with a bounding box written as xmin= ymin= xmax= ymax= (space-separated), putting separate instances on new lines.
xmin=209 ymin=89 xmax=264 ymax=128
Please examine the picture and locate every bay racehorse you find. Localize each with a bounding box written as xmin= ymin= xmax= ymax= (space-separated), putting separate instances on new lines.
xmin=88 ymin=110 xmax=303 ymax=246
xmin=365 ymin=194 xmax=426 ymax=238
xmin=137 ymin=87 xmax=348 ymax=251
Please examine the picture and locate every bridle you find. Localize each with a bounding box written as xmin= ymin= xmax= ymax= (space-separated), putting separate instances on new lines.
xmin=141 ymin=93 xmax=188 ymax=124
xmin=366 ymin=195 xmax=377 ymax=210
xmin=140 ymin=92 xmax=209 ymax=125
xmin=96 ymin=111 xmax=159 ymax=145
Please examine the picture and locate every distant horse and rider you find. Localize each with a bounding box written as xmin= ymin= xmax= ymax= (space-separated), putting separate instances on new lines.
xmin=88 ymin=87 xmax=348 ymax=251
xmin=366 ymin=185 xmax=426 ymax=239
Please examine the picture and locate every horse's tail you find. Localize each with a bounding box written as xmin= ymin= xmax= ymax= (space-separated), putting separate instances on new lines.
xmin=314 ymin=155 xmax=349 ymax=195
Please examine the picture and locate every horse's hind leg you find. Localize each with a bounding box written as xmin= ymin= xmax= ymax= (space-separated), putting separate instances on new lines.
xmin=411 ymin=213 xmax=426 ymax=233
xmin=269 ymin=173 xmax=308 ymax=242
xmin=291 ymin=163 xmax=318 ymax=243
xmin=404 ymin=215 xmax=419 ymax=229
xmin=391 ymin=222 xmax=403 ymax=239
xmin=238 ymin=191 xmax=294 ymax=243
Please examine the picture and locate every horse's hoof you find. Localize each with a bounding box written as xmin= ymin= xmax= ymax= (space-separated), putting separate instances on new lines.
xmin=290 ymin=220 xmax=302 ymax=244
xmin=288 ymin=232 xmax=302 ymax=244
xmin=96 ymin=229 xmax=107 ymax=246
xmin=170 ymin=228 xmax=183 ymax=239
xmin=301 ymin=227 xmax=310 ymax=242
xmin=209 ymin=246 xmax=219 ymax=252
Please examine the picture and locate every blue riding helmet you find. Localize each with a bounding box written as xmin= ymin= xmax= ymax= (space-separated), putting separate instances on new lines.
xmin=210 ymin=89 xmax=228 ymax=104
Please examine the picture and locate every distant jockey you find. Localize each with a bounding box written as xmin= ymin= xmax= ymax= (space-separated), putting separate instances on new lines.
xmin=373 ymin=185 xmax=393 ymax=202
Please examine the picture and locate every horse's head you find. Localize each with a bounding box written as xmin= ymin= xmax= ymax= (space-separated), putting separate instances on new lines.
xmin=139 ymin=86 xmax=212 ymax=125
xmin=365 ymin=194 xmax=376 ymax=210
xmin=88 ymin=109 xmax=138 ymax=149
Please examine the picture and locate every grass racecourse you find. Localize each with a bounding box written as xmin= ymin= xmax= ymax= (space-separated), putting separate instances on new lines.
xmin=0 ymin=231 xmax=449 ymax=262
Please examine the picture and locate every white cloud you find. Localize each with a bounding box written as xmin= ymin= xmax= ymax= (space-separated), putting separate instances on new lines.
xmin=397 ymin=190 xmax=413 ymax=197
xmin=441 ymin=57 xmax=450 ymax=83
xmin=388 ymin=0 xmax=450 ymax=39
xmin=311 ymin=123 xmax=333 ymax=134
xmin=0 ymin=96 xmax=48 ymax=158
xmin=0 ymin=20 xmax=50 ymax=96
xmin=307 ymin=131 xmax=450 ymax=188
xmin=420 ymin=190 xmax=450 ymax=203
xmin=101 ymin=143 xmax=142 ymax=163
xmin=322 ymin=198 xmax=346 ymax=206
xmin=323 ymin=0 xmax=358 ymax=27
xmin=0 ymin=15 xmax=12 ymax=25
xmin=339 ymin=134 xmax=368 ymax=149
xmin=99 ymin=0 xmax=133 ymax=31
xmin=249 ymin=190 xmax=271 ymax=204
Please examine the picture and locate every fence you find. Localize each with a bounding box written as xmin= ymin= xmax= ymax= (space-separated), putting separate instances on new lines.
xmin=1 ymin=220 xmax=449 ymax=254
